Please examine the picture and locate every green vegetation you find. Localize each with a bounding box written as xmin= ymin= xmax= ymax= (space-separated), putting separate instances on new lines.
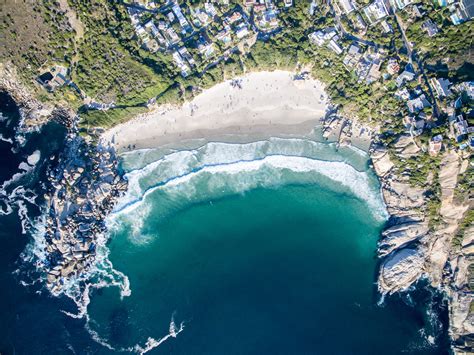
xmin=404 ymin=3 xmax=474 ymax=67
xmin=79 ymin=105 xmax=149 ymax=128
xmin=1 ymin=0 xmax=472 ymax=132
xmin=0 ymin=0 xmax=75 ymax=88
xmin=455 ymin=157 xmax=474 ymax=202
xmin=69 ymin=0 xmax=174 ymax=105
xmin=452 ymin=208 xmax=474 ymax=249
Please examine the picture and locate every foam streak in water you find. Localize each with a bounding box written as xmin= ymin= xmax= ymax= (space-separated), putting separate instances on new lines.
xmin=113 ymin=154 xmax=387 ymax=223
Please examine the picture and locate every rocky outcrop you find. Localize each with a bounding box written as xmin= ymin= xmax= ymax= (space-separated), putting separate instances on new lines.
xmin=0 ymin=63 xmax=54 ymax=130
xmin=375 ymin=144 xmax=472 ymax=353
xmin=42 ymin=132 xmax=128 ymax=295
xmin=378 ymin=221 xmax=429 ymax=257
xmin=324 ymin=112 xmax=473 ymax=352
xmin=379 ymin=247 xmax=425 ymax=293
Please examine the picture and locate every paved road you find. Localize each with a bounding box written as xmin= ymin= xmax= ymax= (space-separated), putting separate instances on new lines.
xmin=389 ymin=4 xmax=439 ymax=117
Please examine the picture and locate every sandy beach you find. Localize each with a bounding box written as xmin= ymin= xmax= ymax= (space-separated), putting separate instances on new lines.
xmin=103 ymin=71 xmax=329 ymax=151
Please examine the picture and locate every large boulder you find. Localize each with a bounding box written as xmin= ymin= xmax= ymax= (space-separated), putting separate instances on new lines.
xmin=378 ymin=247 xmax=425 ymax=294
xmin=378 ymin=221 xmax=429 ymax=257
xmin=371 ymin=148 xmax=393 ymax=177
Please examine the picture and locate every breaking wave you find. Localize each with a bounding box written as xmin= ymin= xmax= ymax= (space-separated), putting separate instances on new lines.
xmin=108 ymin=139 xmax=387 ymax=243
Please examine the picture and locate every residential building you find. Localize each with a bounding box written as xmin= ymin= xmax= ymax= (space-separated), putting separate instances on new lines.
xmin=430 ymin=78 xmax=452 ymax=98
xmin=390 ymin=0 xmax=413 ymax=9
xmin=390 ymin=0 xmax=413 ymax=10
xmin=37 ymin=65 xmax=69 ymax=92
xmin=244 ymin=0 xmax=257 ymax=8
xmin=386 ymin=58 xmax=400 ymax=75
xmin=144 ymin=39 xmax=159 ymax=52
xmin=337 ymin=0 xmax=356 ymax=14
xmin=309 ymin=0 xmax=318 ymax=15
xmin=449 ymin=0 xmax=473 ymax=25
xmin=453 ymin=115 xmax=469 ymax=140
xmin=204 ymin=3 xmax=218 ymax=17
xmin=343 ymin=44 xmax=362 ymax=68
xmin=309 ymin=28 xmax=338 ymax=46
xmin=366 ymin=58 xmax=382 ymax=83
xmin=396 ymin=64 xmax=416 ymax=87
xmin=429 ymin=135 xmax=443 ymax=156
xmin=355 ymin=14 xmax=368 ymax=30
xmin=172 ymin=51 xmax=190 ymax=77
xmin=407 ymin=94 xmax=431 ymax=113
xmin=460 ymin=0 xmax=474 ymax=19
xmin=412 ymin=5 xmax=424 ymax=17
xmin=309 ymin=31 xmax=326 ymax=46
xmin=165 ymin=27 xmax=180 ymax=44
xmin=256 ymin=7 xmax=279 ymax=30
xmin=178 ymin=47 xmax=196 ymax=66
xmin=226 ymin=12 xmax=243 ymax=24
xmin=437 ymin=0 xmax=455 ymax=6
xmin=172 ymin=4 xmax=191 ymax=32
xmin=363 ymin=0 xmax=389 ymax=24
xmin=404 ymin=115 xmax=425 ymax=135
xmin=381 ymin=20 xmax=393 ymax=33
xmin=216 ymin=26 xmax=232 ymax=44
xmin=465 ymin=81 xmax=474 ymax=98
xmin=235 ymin=23 xmax=250 ymax=39
xmin=201 ymin=43 xmax=215 ymax=59
xmin=395 ymin=87 xmax=410 ymax=100
xmin=193 ymin=9 xmax=210 ymax=26
xmin=327 ymin=39 xmax=344 ymax=54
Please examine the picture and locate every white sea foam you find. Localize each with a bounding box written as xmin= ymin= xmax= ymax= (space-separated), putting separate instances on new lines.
xmin=113 ymin=157 xmax=387 ymax=225
xmin=0 ymin=134 xmax=14 ymax=144
xmin=131 ymin=314 xmax=185 ymax=355
xmin=27 ymin=150 xmax=41 ymax=166
xmin=95 ymin=137 xmax=387 ymax=351
xmin=111 ymin=139 xmax=386 ymax=228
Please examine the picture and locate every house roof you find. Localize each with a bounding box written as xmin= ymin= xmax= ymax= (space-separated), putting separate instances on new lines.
xmin=461 ymin=0 xmax=474 ymax=18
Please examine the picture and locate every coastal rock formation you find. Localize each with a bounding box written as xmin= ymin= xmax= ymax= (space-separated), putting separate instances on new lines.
xmin=378 ymin=221 xmax=429 ymax=257
xmin=324 ymin=112 xmax=473 ymax=352
xmin=0 ymin=63 xmax=53 ymax=129
xmin=378 ymin=247 xmax=425 ymax=294
xmin=42 ymin=133 xmax=127 ymax=295
xmin=449 ymin=225 xmax=474 ymax=352
xmin=371 ymin=147 xmax=393 ymax=177
xmin=1 ymin=69 xmax=128 ymax=296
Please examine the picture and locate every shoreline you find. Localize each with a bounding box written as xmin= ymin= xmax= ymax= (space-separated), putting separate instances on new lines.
xmin=103 ymin=71 xmax=330 ymax=152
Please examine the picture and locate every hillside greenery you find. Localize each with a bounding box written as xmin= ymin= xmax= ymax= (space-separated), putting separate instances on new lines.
xmin=1 ymin=0 xmax=472 ymax=131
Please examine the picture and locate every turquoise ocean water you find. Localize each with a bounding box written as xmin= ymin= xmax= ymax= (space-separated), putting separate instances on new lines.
xmin=84 ymin=139 xmax=449 ymax=354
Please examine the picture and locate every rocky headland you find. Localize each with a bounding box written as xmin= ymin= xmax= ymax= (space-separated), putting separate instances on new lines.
xmin=42 ymin=133 xmax=128 ymax=295
xmin=322 ymin=113 xmax=473 ymax=353
xmin=1 ymin=65 xmax=128 ymax=297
